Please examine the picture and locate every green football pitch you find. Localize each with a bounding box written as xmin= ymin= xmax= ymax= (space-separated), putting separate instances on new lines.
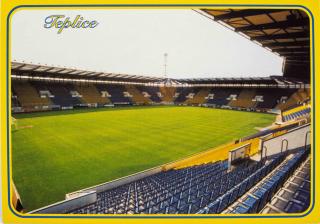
xmin=12 ymin=106 xmax=274 ymax=211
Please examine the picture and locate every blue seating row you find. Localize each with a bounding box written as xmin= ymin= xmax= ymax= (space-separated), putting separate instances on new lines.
xmin=69 ymin=155 xmax=289 ymax=214
xmin=198 ymin=154 xmax=286 ymax=214
xmin=260 ymin=157 xmax=310 ymax=213
xmin=227 ymin=149 xmax=309 ymax=214
xmin=283 ymin=108 xmax=311 ymax=122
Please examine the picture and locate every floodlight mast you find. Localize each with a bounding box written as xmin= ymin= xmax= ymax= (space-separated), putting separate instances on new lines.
xmin=164 ymin=53 xmax=168 ymax=78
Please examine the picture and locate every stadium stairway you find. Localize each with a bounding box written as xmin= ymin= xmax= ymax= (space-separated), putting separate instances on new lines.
xmin=160 ymin=86 xmax=176 ymax=103
xmin=74 ymin=84 xmax=110 ymax=105
xmin=228 ymin=89 xmax=256 ymax=108
xmin=12 ymin=81 xmax=52 ymax=109
xmin=125 ymin=85 xmax=152 ymax=105
xmin=184 ymin=88 xmax=210 ymax=105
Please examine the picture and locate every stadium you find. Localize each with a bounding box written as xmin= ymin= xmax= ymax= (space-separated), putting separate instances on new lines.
xmin=11 ymin=9 xmax=311 ymax=215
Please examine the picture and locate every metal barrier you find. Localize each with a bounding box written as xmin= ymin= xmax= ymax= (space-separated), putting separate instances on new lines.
xmin=262 ymin=146 xmax=268 ymax=161
xmin=260 ymin=123 xmax=310 ymax=159
xmin=281 ymin=139 xmax=288 ymax=155
xmin=305 ymin=131 xmax=311 ymax=150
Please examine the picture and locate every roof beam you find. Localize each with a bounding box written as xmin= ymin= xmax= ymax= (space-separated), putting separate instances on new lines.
xmin=264 ymin=40 xmax=309 ymax=48
xmin=12 ymin=63 xmax=27 ymax=70
xmin=28 ymin=66 xmax=42 ymax=71
xmin=75 ymin=71 xmax=91 ymax=76
xmin=285 ymin=56 xmax=310 ymax=61
xmin=112 ymin=74 xmax=124 ymax=78
xmin=280 ymin=52 xmax=309 ymax=57
xmin=80 ymin=71 xmax=95 ymax=76
xmin=38 ymin=67 xmax=56 ymax=72
xmin=276 ymin=48 xmax=309 ymax=53
xmin=285 ymin=60 xmax=309 ymax=64
xmin=47 ymin=68 xmax=66 ymax=73
xmin=235 ymin=18 xmax=309 ymax=31
xmin=212 ymin=9 xmax=286 ymax=21
xmin=62 ymin=70 xmax=77 ymax=74
xmin=252 ymin=31 xmax=309 ymax=41
xmin=88 ymin=72 xmax=104 ymax=77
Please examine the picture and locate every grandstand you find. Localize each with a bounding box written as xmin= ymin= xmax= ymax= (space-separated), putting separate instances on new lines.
xmin=11 ymin=75 xmax=310 ymax=113
xmin=61 ymin=147 xmax=309 ymax=215
xmin=11 ymin=9 xmax=311 ymax=215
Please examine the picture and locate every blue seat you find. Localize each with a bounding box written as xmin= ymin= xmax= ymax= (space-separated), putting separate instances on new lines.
xmin=241 ymin=195 xmax=259 ymax=213
xmin=246 ymin=175 xmax=256 ymax=190
xmin=167 ymin=205 xmax=178 ymax=214
xmin=202 ymin=193 xmax=212 ymax=204
xmin=238 ymin=179 xmax=248 ymax=196
xmin=251 ymin=186 xmax=269 ymax=211
xmin=231 ymin=204 xmax=250 ymax=214
xmin=284 ymin=201 xmax=305 ymax=213
xmin=188 ymin=202 xmax=200 ymax=214
xmin=219 ymin=183 xmax=228 ymax=195
xmin=177 ymin=204 xmax=189 ymax=214
xmin=207 ymin=201 xmax=219 ymax=214
xmin=300 ymin=181 xmax=310 ymax=191
xmin=217 ymin=191 xmax=232 ymax=213
xmin=228 ymin=185 xmax=240 ymax=204
xmin=293 ymin=189 xmax=310 ymax=205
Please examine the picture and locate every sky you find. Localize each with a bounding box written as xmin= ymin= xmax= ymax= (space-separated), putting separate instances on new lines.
xmin=11 ymin=9 xmax=284 ymax=79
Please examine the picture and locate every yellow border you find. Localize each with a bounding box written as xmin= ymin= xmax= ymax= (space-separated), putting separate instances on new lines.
xmin=1 ymin=1 xmax=319 ymax=223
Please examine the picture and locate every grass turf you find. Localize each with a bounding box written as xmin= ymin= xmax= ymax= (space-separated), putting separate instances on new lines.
xmin=12 ymin=106 xmax=274 ymax=211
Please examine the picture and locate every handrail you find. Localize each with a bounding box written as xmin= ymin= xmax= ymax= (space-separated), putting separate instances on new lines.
xmin=305 ymin=131 xmax=311 ymax=150
xmin=281 ymin=139 xmax=288 ymax=153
